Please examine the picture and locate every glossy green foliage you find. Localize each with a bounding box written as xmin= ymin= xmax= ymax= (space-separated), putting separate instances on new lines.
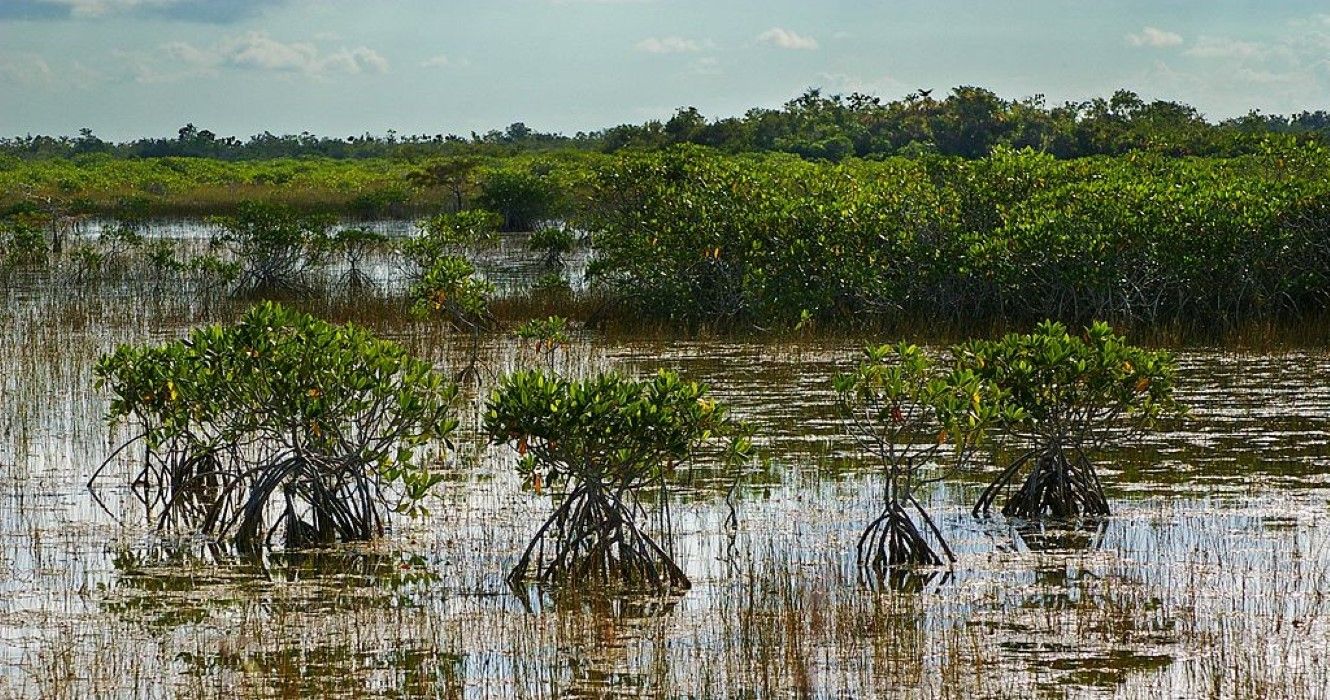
xmin=834 ymin=343 xmax=1007 ymax=464
xmin=584 ymin=146 xmax=950 ymax=323
xmin=582 ymin=143 xmax=1330 ymax=325
xmin=409 ymin=255 xmax=494 ymax=328
xmin=956 ymin=321 xmax=1180 ymax=518
xmin=834 ymin=343 xmax=1005 ymax=571
xmin=956 ymin=321 xmax=1178 ymax=442
xmin=403 ymin=209 xmax=501 ymax=329
xmin=209 ymin=202 xmax=336 ymax=291
xmin=514 ymin=316 xmax=570 ymax=349
xmin=95 ymin=302 xmax=459 ymax=548
xmin=485 ymin=368 xmax=751 ymax=488
xmin=484 ymin=368 xmax=752 ymax=589
xmin=475 ymin=166 xmax=564 ymax=231
xmin=332 ymin=226 xmax=390 ymax=271
xmin=527 ymin=225 xmax=576 ymax=268
xmin=401 ymin=209 xmax=501 ymax=276
xmin=0 ymin=213 xmax=48 ymax=267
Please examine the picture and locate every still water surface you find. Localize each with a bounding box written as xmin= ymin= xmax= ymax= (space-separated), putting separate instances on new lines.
xmin=1 ymin=223 xmax=1328 ymax=698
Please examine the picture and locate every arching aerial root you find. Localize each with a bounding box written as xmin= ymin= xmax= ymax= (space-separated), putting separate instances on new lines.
xmin=857 ymin=495 xmax=955 ymax=574
xmin=973 ymin=448 xmax=1110 ymax=519
xmin=509 ymin=484 xmax=689 ymax=592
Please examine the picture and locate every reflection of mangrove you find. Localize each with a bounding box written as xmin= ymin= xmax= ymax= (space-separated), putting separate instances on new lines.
xmin=993 ymin=564 xmax=1178 ymax=692
xmin=535 ymin=589 xmax=679 ymax=698
xmin=862 ymin=564 xmax=952 ymax=594
xmin=1014 ymin=517 xmax=1107 ymax=553
xmin=101 ymin=543 xmax=440 ymax=629
xmin=176 ymin=641 xmax=465 ymax=699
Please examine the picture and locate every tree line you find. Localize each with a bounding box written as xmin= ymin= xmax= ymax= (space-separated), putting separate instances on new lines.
xmin=4 ymin=87 xmax=1329 ymax=162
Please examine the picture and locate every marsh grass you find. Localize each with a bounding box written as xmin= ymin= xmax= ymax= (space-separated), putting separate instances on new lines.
xmin=3 ymin=220 xmax=1330 ymax=698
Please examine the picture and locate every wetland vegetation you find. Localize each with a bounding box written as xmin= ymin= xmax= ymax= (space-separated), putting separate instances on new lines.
xmin=3 ymin=88 xmax=1330 ymax=698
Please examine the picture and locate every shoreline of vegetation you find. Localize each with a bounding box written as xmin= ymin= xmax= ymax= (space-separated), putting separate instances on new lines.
xmin=13 ymin=149 xmax=1330 ymax=333
xmin=4 ymin=86 xmax=1330 ymax=334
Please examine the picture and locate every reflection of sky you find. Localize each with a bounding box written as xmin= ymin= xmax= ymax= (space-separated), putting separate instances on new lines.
xmin=73 ymin=218 xmax=594 ymax=294
xmin=2 ymin=254 xmax=1330 ymax=696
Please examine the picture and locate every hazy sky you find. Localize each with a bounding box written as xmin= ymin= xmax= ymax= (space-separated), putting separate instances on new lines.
xmin=2 ymin=1 xmax=1328 ymax=140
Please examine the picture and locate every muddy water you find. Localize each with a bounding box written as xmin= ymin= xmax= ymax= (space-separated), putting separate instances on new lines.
xmin=2 ymin=236 xmax=1329 ymax=698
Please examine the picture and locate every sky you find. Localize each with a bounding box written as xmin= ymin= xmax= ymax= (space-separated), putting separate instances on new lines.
xmin=1 ymin=0 xmax=1328 ymax=140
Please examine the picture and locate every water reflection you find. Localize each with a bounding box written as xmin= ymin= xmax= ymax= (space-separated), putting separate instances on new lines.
xmin=3 ymin=224 xmax=1330 ymax=697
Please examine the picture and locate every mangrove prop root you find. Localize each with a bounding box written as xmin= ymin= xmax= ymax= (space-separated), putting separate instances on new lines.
xmin=973 ymin=448 xmax=1110 ymax=519
xmin=857 ymin=498 xmax=950 ymax=572
xmin=116 ymin=446 xmax=389 ymax=551
xmin=509 ymin=484 xmax=689 ymax=592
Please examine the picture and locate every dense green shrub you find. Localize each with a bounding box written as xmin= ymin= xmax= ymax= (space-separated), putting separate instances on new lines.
xmin=94 ymin=302 xmax=458 ymax=550
xmin=475 ymin=167 xmax=563 ymax=231
xmin=209 ymin=202 xmax=336 ymax=291
xmin=956 ymin=321 xmax=1179 ymax=518
xmin=527 ymin=225 xmax=576 ymax=268
xmin=581 ymin=144 xmax=1330 ymax=327
xmin=484 ymin=368 xmax=751 ymax=591
xmin=401 ymin=209 xmax=500 ymax=277
xmin=403 ymin=209 xmax=502 ymax=330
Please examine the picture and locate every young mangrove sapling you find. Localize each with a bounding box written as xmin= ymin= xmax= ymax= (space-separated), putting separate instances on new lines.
xmin=957 ymin=321 xmax=1180 ymax=519
xmin=93 ymin=302 xmax=458 ymax=550
xmin=484 ymin=368 xmax=752 ymax=592
xmin=834 ymin=343 xmax=1003 ymax=572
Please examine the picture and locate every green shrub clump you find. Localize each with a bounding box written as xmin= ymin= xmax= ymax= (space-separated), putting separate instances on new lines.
xmin=957 ymin=321 xmax=1180 ymax=518
xmin=95 ymin=302 xmax=459 ymax=550
xmin=484 ymin=368 xmax=751 ymax=591
xmin=834 ymin=343 xmax=1006 ymax=575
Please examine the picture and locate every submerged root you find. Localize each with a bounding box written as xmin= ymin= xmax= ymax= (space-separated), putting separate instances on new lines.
xmin=973 ymin=448 xmax=1110 ymax=519
xmin=510 ymin=484 xmax=689 ymax=592
xmin=857 ymin=496 xmax=954 ymax=575
xmin=120 ymin=445 xmax=387 ymax=551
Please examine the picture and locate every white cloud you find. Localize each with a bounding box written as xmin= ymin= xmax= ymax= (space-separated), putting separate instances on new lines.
xmin=634 ymin=36 xmax=701 ymax=54
xmin=691 ymin=56 xmax=721 ymax=76
xmin=420 ymin=54 xmax=468 ymax=68
xmin=45 ymin=0 xmax=175 ymax=17
xmin=1185 ymin=36 xmax=1266 ymax=60
xmin=757 ymin=27 xmax=818 ymax=51
xmin=0 ymin=52 xmax=55 ymax=86
xmin=12 ymin=0 xmax=279 ymax=22
xmin=1126 ymin=26 xmax=1183 ymax=48
xmin=157 ymin=32 xmax=388 ymax=78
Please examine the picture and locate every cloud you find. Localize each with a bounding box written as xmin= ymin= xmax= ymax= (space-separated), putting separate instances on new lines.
xmin=757 ymin=27 xmax=818 ymax=50
xmin=420 ymin=54 xmax=469 ymax=69
xmin=1126 ymin=26 xmax=1183 ymax=48
xmin=635 ymin=36 xmax=702 ymax=54
xmin=691 ymin=56 xmax=721 ymax=76
xmin=0 ymin=53 xmax=56 ymax=86
xmin=0 ymin=0 xmax=282 ymax=23
xmin=1185 ymin=36 xmax=1266 ymax=60
xmin=128 ymin=32 xmax=389 ymax=82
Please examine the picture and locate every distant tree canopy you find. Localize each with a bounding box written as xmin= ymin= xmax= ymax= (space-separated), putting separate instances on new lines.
xmin=4 ymin=87 xmax=1328 ymax=162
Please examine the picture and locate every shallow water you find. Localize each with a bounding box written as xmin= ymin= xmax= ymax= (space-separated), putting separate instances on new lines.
xmin=2 ymin=229 xmax=1329 ymax=699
